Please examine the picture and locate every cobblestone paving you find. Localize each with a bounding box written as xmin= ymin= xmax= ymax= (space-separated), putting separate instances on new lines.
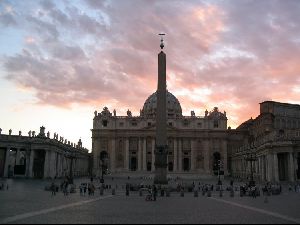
xmin=1 ymin=178 xmax=300 ymax=224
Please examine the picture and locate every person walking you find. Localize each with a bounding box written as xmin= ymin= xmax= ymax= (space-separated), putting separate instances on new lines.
xmin=51 ymin=182 xmax=56 ymax=196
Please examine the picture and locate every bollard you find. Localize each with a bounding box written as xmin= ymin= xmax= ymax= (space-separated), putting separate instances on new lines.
xmin=181 ymin=191 xmax=184 ymax=197
xmin=207 ymin=191 xmax=211 ymax=197
xmin=219 ymin=190 xmax=223 ymax=198
xmin=166 ymin=190 xmax=170 ymax=197
xmin=139 ymin=189 xmax=143 ymax=197
xmin=126 ymin=189 xmax=129 ymax=196
xmin=194 ymin=190 xmax=198 ymax=197
xmin=112 ymin=189 xmax=116 ymax=196
xmin=100 ymin=188 xmax=104 ymax=196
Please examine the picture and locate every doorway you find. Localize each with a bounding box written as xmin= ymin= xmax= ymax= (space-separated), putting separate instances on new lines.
xmin=130 ymin=157 xmax=137 ymax=171
xmin=183 ymin=158 xmax=190 ymax=171
xmin=278 ymin=153 xmax=288 ymax=181
xmin=147 ymin=162 xmax=152 ymax=172
xmin=168 ymin=162 xmax=174 ymax=172
xmin=33 ymin=150 xmax=45 ymax=179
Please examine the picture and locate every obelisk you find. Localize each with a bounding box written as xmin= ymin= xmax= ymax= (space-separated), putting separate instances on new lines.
xmin=154 ymin=34 xmax=168 ymax=185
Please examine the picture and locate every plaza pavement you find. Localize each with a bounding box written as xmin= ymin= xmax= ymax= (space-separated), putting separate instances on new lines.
xmin=0 ymin=177 xmax=300 ymax=224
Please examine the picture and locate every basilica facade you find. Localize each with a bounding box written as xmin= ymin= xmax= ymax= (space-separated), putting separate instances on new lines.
xmin=92 ymin=91 xmax=229 ymax=177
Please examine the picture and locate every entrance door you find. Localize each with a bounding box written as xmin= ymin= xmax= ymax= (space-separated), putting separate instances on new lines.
xmin=0 ymin=149 xmax=5 ymax=177
xmin=130 ymin=157 xmax=137 ymax=171
xmin=183 ymin=158 xmax=190 ymax=171
xmin=278 ymin=153 xmax=288 ymax=181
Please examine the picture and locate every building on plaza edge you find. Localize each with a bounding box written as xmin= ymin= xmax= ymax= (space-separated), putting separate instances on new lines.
xmin=230 ymin=101 xmax=300 ymax=183
xmin=0 ymin=127 xmax=91 ymax=179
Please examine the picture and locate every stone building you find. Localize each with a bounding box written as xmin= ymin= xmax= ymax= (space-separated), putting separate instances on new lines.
xmin=92 ymin=93 xmax=229 ymax=177
xmin=230 ymin=101 xmax=300 ymax=182
xmin=0 ymin=127 xmax=90 ymax=179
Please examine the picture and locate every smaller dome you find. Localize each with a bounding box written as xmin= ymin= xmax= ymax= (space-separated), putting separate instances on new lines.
xmin=142 ymin=91 xmax=182 ymax=118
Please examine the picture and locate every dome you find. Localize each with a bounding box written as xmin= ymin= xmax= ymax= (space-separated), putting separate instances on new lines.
xmin=142 ymin=91 xmax=182 ymax=117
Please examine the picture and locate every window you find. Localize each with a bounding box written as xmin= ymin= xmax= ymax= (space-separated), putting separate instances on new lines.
xmin=148 ymin=122 xmax=152 ymax=127
xmin=214 ymin=120 xmax=219 ymax=128
xmin=168 ymin=151 xmax=173 ymax=155
xmin=119 ymin=122 xmax=124 ymax=127
xmin=197 ymin=123 xmax=202 ymax=128
xmin=169 ymin=122 xmax=173 ymax=126
xmin=132 ymin=122 xmax=138 ymax=127
xmin=102 ymin=120 xmax=108 ymax=127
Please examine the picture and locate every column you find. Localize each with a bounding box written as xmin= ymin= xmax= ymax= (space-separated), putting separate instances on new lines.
xmin=25 ymin=150 xmax=30 ymax=177
xmin=3 ymin=148 xmax=10 ymax=178
xmin=178 ymin=139 xmax=182 ymax=172
xmin=204 ymin=139 xmax=210 ymax=173
xmin=110 ymin=139 xmax=116 ymax=173
xmin=138 ymin=138 xmax=142 ymax=171
xmin=44 ymin=150 xmax=50 ymax=178
xmin=143 ymin=138 xmax=147 ymax=171
xmin=222 ymin=140 xmax=228 ymax=175
xmin=151 ymin=138 xmax=155 ymax=172
xmin=125 ymin=138 xmax=129 ymax=171
xmin=273 ymin=153 xmax=279 ymax=182
xmin=29 ymin=150 xmax=35 ymax=178
xmin=15 ymin=149 xmax=21 ymax=165
xmin=173 ymin=138 xmax=178 ymax=172
xmin=191 ymin=139 xmax=196 ymax=171
xmin=288 ymin=152 xmax=295 ymax=182
xmin=50 ymin=151 xmax=57 ymax=178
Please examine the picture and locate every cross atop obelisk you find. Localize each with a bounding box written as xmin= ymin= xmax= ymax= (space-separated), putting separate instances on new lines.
xmin=159 ymin=33 xmax=165 ymax=49
xmin=154 ymin=34 xmax=168 ymax=185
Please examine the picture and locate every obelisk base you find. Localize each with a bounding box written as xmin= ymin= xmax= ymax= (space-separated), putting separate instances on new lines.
xmin=154 ymin=145 xmax=168 ymax=185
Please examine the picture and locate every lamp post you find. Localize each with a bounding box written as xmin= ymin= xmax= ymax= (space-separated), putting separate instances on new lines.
xmin=99 ymin=154 xmax=108 ymax=184
xmin=217 ymin=160 xmax=223 ymax=186
xmin=244 ymin=149 xmax=257 ymax=187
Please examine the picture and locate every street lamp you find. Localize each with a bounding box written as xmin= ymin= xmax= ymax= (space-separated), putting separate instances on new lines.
xmin=244 ymin=149 xmax=257 ymax=187
xmin=217 ymin=160 xmax=223 ymax=186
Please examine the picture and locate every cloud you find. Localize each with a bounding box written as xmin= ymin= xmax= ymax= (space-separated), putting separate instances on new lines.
xmin=1 ymin=0 xmax=300 ymax=127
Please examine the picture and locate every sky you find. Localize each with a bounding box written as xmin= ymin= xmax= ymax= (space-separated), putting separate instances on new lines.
xmin=0 ymin=0 xmax=300 ymax=151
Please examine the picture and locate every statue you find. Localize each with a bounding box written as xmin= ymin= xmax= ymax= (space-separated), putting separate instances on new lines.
xmin=9 ymin=129 xmax=12 ymax=135
xmin=127 ymin=109 xmax=132 ymax=117
xmin=94 ymin=110 xmax=98 ymax=117
xmin=19 ymin=131 xmax=22 ymax=136
xmin=47 ymin=132 xmax=50 ymax=138
xmin=65 ymin=139 xmax=67 ymax=144
xmin=113 ymin=109 xmax=116 ymax=117
xmin=205 ymin=109 xmax=208 ymax=117
xmin=54 ymin=132 xmax=56 ymax=139
xmin=224 ymin=111 xmax=227 ymax=117
xmin=32 ymin=131 xmax=35 ymax=137
xmin=28 ymin=131 xmax=31 ymax=137
xmin=191 ymin=111 xmax=195 ymax=117
xmin=0 ymin=128 xmax=2 ymax=135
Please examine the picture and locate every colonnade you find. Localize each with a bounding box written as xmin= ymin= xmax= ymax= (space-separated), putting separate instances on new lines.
xmin=231 ymin=151 xmax=298 ymax=182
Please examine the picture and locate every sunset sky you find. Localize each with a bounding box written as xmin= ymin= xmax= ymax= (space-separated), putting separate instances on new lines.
xmin=0 ymin=0 xmax=300 ymax=150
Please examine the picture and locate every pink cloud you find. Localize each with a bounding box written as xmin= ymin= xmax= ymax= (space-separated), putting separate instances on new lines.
xmin=2 ymin=0 xmax=300 ymax=128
